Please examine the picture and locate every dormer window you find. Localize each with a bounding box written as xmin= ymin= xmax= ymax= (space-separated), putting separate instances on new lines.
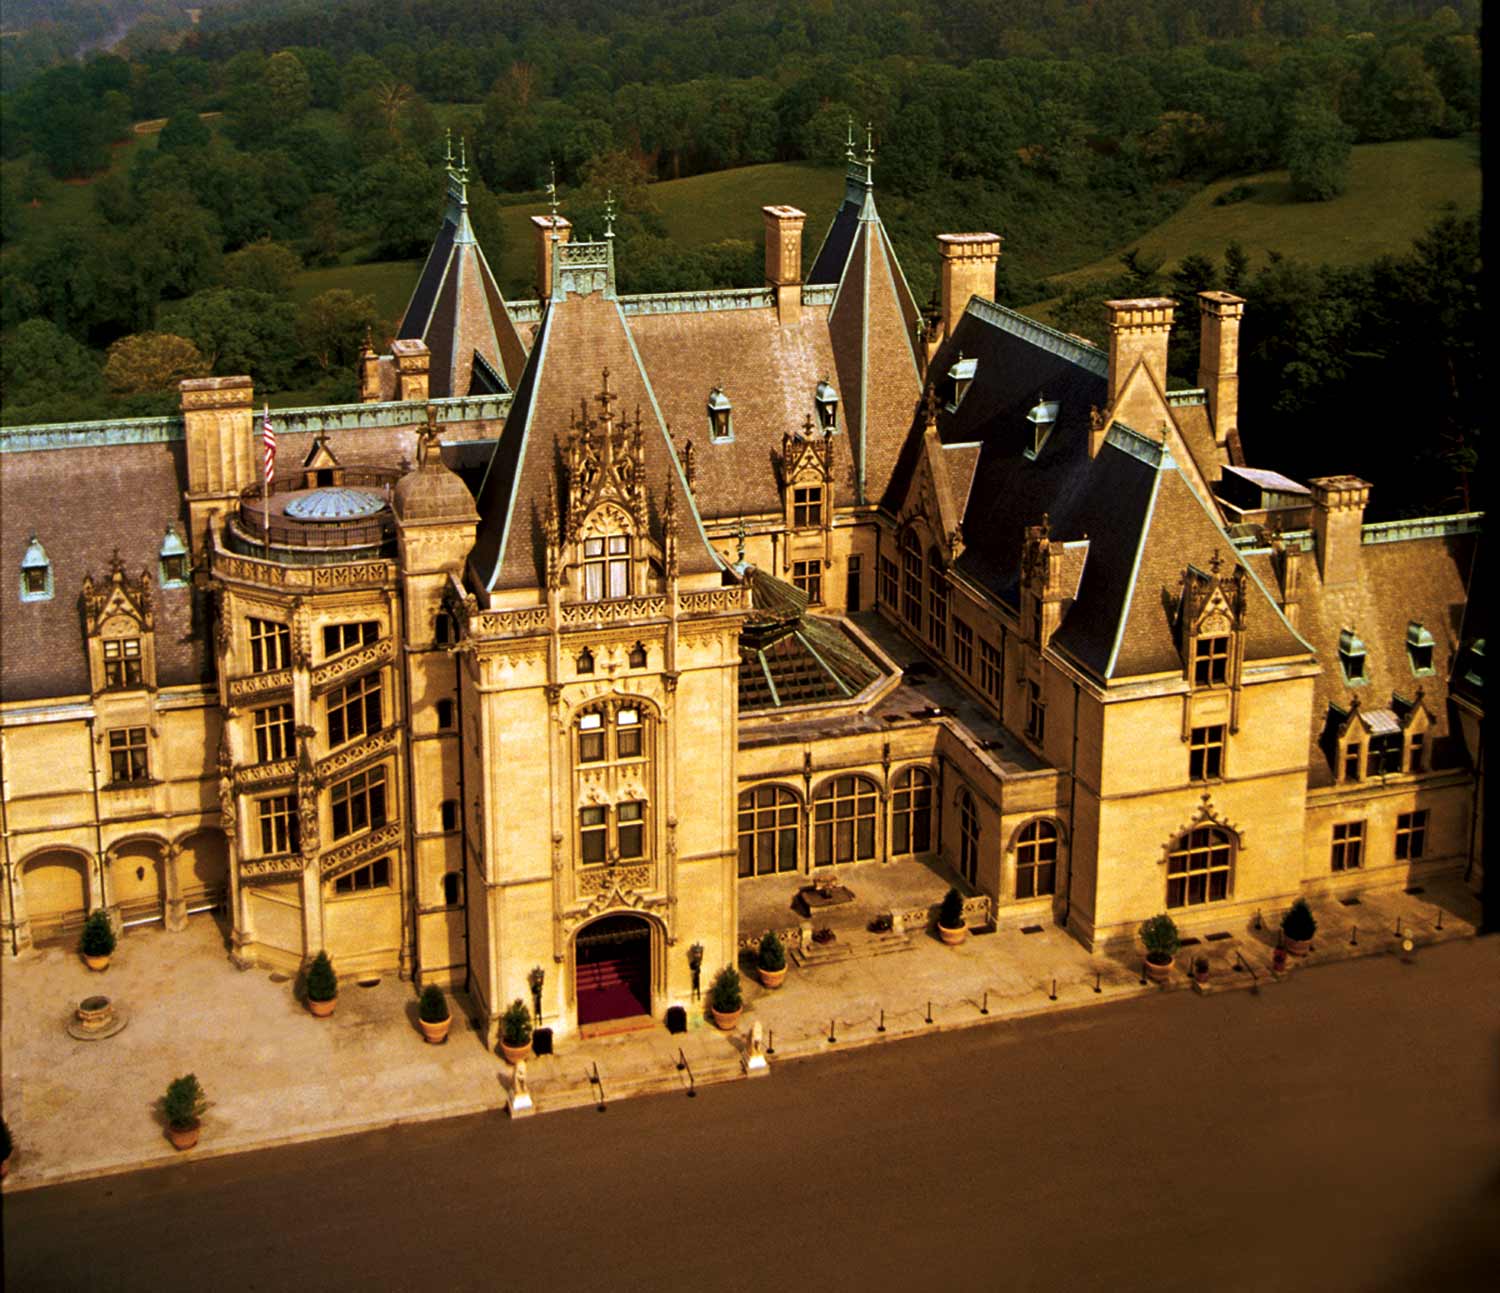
xmin=1025 ymin=398 xmax=1059 ymax=459
xmin=793 ymin=485 xmax=823 ymax=528
xmin=1192 ymin=634 xmax=1230 ymax=687
xmin=814 ymin=378 xmax=838 ymax=431
xmin=19 ymin=533 xmax=51 ymax=602
xmin=1338 ymin=629 xmax=1367 ymax=685
xmin=1406 ymin=622 xmax=1435 ymax=676
xmin=946 ymin=354 xmax=976 ymax=411
xmin=583 ymin=534 xmax=630 ymax=601
xmin=707 ymin=387 xmax=733 ymax=442
xmin=159 ymin=525 xmax=190 ymax=588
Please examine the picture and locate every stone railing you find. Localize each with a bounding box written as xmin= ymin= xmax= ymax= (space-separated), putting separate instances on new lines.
xmin=897 ymin=894 xmax=992 ymax=931
xmin=237 ymin=758 xmax=296 ymax=790
xmin=310 ymin=636 xmax=394 ymax=694
xmin=677 ymin=586 xmax=750 ymax=616
xmin=0 ymin=414 xmax=183 ymax=452
xmin=320 ymin=821 xmax=402 ymax=880
xmin=1362 ymin=512 xmax=1482 ymax=545
xmin=559 ymin=595 xmax=669 ymax=626
xmin=226 ymin=668 xmax=293 ymax=705
xmin=315 ymin=725 xmax=399 ymax=781
xmin=1165 ymin=387 xmax=1208 ymax=407
xmin=468 ymin=605 xmax=551 ymax=638
xmin=464 ymin=585 xmax=748 ymax=639
xmin=240 ymin=854 xmax=303 ymax=884
xmin=800 ymin=283 xmax=836 ymax=307
xmin=576 ymin=863 xmax=653 ymax=896
xmin=213 ymin=548 xmax=394 ymax=592
xmin=620 ymin=286 xmax=774 ymax=317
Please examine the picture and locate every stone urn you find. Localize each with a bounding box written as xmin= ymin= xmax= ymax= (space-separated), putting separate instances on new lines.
xmin=1144 ymin=955 xmax=1172 ymax=984
xmin=710 ymin=1006 xmax=742 ymax=1031
xmin=167 ymin=1121 xmax=200 ymax=1152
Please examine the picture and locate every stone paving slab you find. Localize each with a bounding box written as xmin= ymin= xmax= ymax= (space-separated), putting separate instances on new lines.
xmin=0 ymin=877 xmax=1482 ymax=1190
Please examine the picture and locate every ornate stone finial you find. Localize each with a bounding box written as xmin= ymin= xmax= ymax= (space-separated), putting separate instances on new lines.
xmin=109 ymin=548 xmax=125 ymax=576
xmin=362 ymin=323 xmax=375 ymax=355
xmin=865 ymin=120 xmax=875 ymax=167
xmin=417 ymin=404 xmax=440 ymax=467
xmin=845 ymin=116 xmax=856 ymax=163
xmin=444 ymin=128 xmax=453 ymax=167
xmin=735 ymin=516 xmax=748 ymax=565
xmin=1209 ymin=550 xmax=1223 ymax=576
xmin=922 ymin=385 xmax=939 ymax=429
xmin=604 ymin=189 xmax=616 ymax=240
xmin=802 ymin=413 xmax=815 ymax=439
xmin=547 ymin=160 xmax=560 ymax=235
xmin=680 ymin=438 xmax=695 ymax=490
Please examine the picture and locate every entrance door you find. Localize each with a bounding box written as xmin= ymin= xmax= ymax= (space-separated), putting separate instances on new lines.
xmin=575 ymin=914 xmax=652 ymax=1026
xmin=23 ymin=852 xmax=89 ymax=946
xmin=846 ymin=555 xmax=862 ymax=613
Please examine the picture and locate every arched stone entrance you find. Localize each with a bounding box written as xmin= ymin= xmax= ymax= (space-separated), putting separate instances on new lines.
xmin=574 ymin=913 xmax=653 ymax=1027
xmin=174 ymin=830 xmax=229 ymax=916
xmin=109 ymin=839 xmax=167 ymax=927
xmin=21 ymin=850 xmax=91 ymax=947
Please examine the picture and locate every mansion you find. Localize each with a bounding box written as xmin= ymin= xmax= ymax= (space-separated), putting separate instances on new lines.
xmin=0 ymin=149 xmax=1483 ymax=1043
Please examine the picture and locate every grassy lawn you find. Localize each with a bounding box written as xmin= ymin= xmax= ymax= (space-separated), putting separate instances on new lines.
xmin=290 ymin=260 xmax=424 ymax=324
xmin=1038 ymin=136 xmax=1479 ymax=295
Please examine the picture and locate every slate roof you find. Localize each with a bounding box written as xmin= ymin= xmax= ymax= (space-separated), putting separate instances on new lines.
xmin=469 ymin=267 xmax=722 ymax=597
xmin=627 ymin=305 xmax=854 ymax=521
xmin=1 ymin=440 xmax=210 ymax=702
xmin=806 ymin=166 xmax=867 ymax=284
xmin=1245 ymin=531 xmax=1479 ymax=787
xmin=397 ymin=175 xmax=528 ymax=399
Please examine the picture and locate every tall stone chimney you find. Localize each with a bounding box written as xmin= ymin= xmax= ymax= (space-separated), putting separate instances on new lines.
xmin=762 ymin=204 xmax=806 ymax=324
xmin=181 ymin=375 xmax=255 ymax=559
xmin=1105 ymin=298 xmax=1175 ymax=408
xmin=391 ymin=338 xmax=430 ymax=402
xmin=1309 ymin=475 xmax=1371 ymax=588
xmin=1198 ymin=290 xmax=1245 ymax=446
xmin=936 ymin=233 xmax=1002 ymax=342
xmin=530 ymin=214 xmax=571 ymax=300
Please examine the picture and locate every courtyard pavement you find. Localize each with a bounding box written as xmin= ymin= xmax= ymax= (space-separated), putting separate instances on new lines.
xmin=0 ymin=873 xmax=1482 ymax=1191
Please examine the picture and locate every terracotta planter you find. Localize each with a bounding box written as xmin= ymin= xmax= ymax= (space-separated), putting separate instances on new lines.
xmin=83 ymin=954 xmax=110 ymax=972
xmin=938 ymin=923 xmax=967 ymax=946
xmin=307 ymin=996 xmax=337 ymax=1018
xmin=419 ymin=1015 xmax=451 ymax=1044
xmin=499 ymin=1038 xmax=532 ymax=1065
xmin=1144 ymin=956 xmax=1172 ymax=983
xmin=1271 ymin=947 xmax=1289 ymax=973
xmin=710 ymin=1006 xmax=742 ymax=1031
xmin=167 ymin=1121 xmax=200 ymax=1152
xmin=1283 ymin=935 xmax=1312 ymax=957
xmin=757 ymin=965 xmax=787 ymax=989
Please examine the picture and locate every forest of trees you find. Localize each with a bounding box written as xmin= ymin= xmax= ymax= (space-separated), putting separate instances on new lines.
xmin=0 ymin=0 xmax=1482 ymax=515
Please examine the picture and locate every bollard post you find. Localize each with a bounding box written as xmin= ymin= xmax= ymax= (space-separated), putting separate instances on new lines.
xmin=1436 ymin=909 xmax=1443 ymax=931
xmin=980 ymin=991 xmax=989 ymax=1016
xmin=1254 ymin=908 xmax=1262 ymax=931
xmin=828 ymin=1017 xmax=837 ymax=1044
xmin=1395 ymin=915 xmax=1402 ymax=937
xmin=1139 ymin=961 xmax=1147 ymax=986
xmin=1049 ymin=977 xmax=1057 ymax=1001
xmin=767 ymin=1029 xmax=775 ymax=1056
xmin=1094 ymin=971 xmax=1101 ymax=994
xmin=877 ymin=1008 xmax=886 ymax=1033
xmin=925 ymin=1000 xmax=933 ymax=1024
xmin=1350 ymin=925 xmax=1358 ymax=946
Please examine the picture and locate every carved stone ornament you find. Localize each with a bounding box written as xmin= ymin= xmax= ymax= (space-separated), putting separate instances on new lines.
xmin=82 ymin=551 xmax=154 ymax=636
xmin=562 ymin=369 xmax=650 ymax=545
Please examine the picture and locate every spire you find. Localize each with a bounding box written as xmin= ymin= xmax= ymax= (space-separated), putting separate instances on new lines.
xmin=547 ymin=160 xmax=560 ymax=240
xmin=845 ymin=116 xmax=857 ymax=164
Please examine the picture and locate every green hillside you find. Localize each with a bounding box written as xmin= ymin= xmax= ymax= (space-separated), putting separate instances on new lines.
xmin=1035 ymin=136 xmax=1479 ymax=297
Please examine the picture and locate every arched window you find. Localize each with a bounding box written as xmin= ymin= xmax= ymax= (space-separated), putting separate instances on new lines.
xmin=901 ymin=531 xmax=923 ymax=629
xmin=958 ymin=789 xmax=979 ymax=885
xmin=812 ymin=775 xmax=878 ymax=866
xmin=890 ymin=767 xmax=933 ymax=856
xmin=1166 ymin=827 xmax=1232 ymax=908
xmin=1015 ymin=820 xmax=1058 ymax=898
xmin=737 ymin=786 xmax=799 ymax=878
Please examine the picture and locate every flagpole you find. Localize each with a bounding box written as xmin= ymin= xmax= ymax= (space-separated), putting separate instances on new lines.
xmin=262 ymin=402 xmax=271 ymax=560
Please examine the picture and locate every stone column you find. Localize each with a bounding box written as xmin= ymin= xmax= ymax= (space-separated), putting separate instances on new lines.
xmin=163 ymin=842 xmax=189 ymax=932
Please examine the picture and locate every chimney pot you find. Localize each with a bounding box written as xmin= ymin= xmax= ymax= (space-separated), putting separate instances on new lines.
xmin=530 ymin=214 xmax=572 ymax=301
xmin=762 ymin=205 xmax=806 ymax=323
xmin=936 ymin=233 xmax=1002 ymax=344
xmin=1198 ymin=290 xmax=1245 ymax=446
xmin=1308 ymin=475 xmax=1371 ymax=588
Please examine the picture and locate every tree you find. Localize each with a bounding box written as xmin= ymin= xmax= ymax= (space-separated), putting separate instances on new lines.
xmin=157 ymin=110 xmax=212 ymax=157
xmin=1 ymin=318 xmax=103 ymax=406
xmin=103 ymin=332 xmax=209 ymax=394
xmin=164 ymin=288 xmax=301 ymax=387
xmin=1283 ymin=99 xmax=1353 ymax=201
xmin=297 ymin=289 xmax=380 ymax=373
xmin=221 ymin=241 xmax=302 ymax=297
xmin=355 ymin=153 xmax=439 ymax=259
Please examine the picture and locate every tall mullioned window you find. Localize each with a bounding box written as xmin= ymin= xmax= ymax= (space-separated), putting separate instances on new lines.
xmin=738 ymin=785 xmax=799 ymax=877
xmin=108 ymin=727 xmax=149 ymax=783
xmin=331 ymin=767 xmax=388 ymax=840
xmin=979 ymin=639 xmax=1002 ymax=701
xmin=901 ymin=533 xmax=922 ymax=629
xmin=574 ymin=704 xmax=651 ymax=867
xmin=879 ymin=555 xmax=899 ymax=610
xmin=327 ymin=673 xmax=382 ymax=748
xmin=953 ymin=619 xmax=973 ymax=674
xmin=1330 ymin=822 xmax=1364 ymax=872
xmin=584 ymin=535 xmax=630 ymax=600
xmin=1015 ymin=820 xmax=1058 ymax=898
xmin=249 ymin=618 xmax=291 ymax=674
xmin=253 ymin=704 xmax=295 ymax=763
xmin=258 ymin=794 xmax=299 ymax=855
xmin=1166 ymin=827 xmax=1232 ymax=908
xmin=890 ymin=767 xmax=933 ymax=856
xmin=812 ymin=775 xmax=878 ymax=866
xmin=927 ymin=563 xmax=948 ymax=653
xmin=103 ymin=638 xmax=143 ymax=688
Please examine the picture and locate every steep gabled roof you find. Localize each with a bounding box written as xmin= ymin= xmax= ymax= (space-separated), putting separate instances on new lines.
xmin=807 ymin=163 xmax=867 ymax=285
xmin=469 ymin=244 xmax=721 ymax=597
xmin=826 ymin=181 xmax=923 ymax=504
xmin=397 ymin=161 xmax=528 ymax=399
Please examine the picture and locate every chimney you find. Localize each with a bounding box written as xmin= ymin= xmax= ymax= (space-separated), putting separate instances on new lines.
xmin=180 ymin=375 xmax=254 ymax=559
xmin=359 ymin=337 xmax=382 ymax=403
xmin=1308 ymin=475 xmax=1371 ymax=588
xmin=390 ymin=338 xmax=430 ymax=403
xmin=762 ymin=204 xmax=806 ymax=324
xmin=1198 ymin=290 xmax=1245 ymax=446
xmin=530 ymin=214 xmax=571 ymax=300
xmin=936 ymin=233 xmax=1001 ymax=342
xmin=1104 ymin=298 xmax=1175 ymax=408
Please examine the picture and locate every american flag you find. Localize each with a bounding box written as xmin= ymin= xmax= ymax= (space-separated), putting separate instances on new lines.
xmin=261 ymin=405 xmax=276 ymax=484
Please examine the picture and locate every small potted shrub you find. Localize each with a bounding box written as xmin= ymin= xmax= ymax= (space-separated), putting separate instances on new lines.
xmin=757 ymin=931 xmax=787 ymax=989
xmin=1192 ymin=955 xmax=1211 ymax=987
xmin=418 ymin=984 xmax=451 ymax=1044
xmin=1140 ymin=912 xmax=1179 ymax=983
xmin=499 ymin=998 xmax=533 ymax=1065
xmin=937 ymin=887 xmax=967 ymax=945
xmin=161 ymin=1073 xmax=206 ymax=1151
xmin=305 ymin=950 xmax=339 ymax=1017
xmin=79 ymin=909 xmax=116 ymax=971
xmin=1 ymin=1116 xmax=12 ymax=1179
xmin=1281 ymin=898 xmax=1317 ymax=956
xmin=708 ymin=965 xmax=743 ymax=1030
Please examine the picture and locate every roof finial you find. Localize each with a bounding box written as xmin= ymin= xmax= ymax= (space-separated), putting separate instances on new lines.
xmin=547 ymin=160 xmax=559 ymax=238
xmin=845 ymin=116 xmax=856 ymax=163
xmin=865 ymin=121 xmax=875 ymax=166
xmin=444 ymin=128 xmax=453 ymax=169
xmin=604 ymin=188 xmax=616 ymax=240
xmin=736 ymin=516 xmax=747 ymax=565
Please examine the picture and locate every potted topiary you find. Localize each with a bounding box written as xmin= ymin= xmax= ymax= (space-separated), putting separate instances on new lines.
xmin=79 ymin=909 xmax=116 ymax=971
xmin=1281 ymin=898 xmax=1317 ymax=956
xmin=305 ymin=950 xmax=338 ymax=1017
xmin=418 ymin=984 xmax=451 ymax=1044
xmin=937 ymin=887 xmax=967 ymax=945
xmin=499 ymin=998 xmax=532 ymax=1065
xmin=1140 ymin=912 xmax=1179 ymax=983
xmin=757 ymin=931 xmax=787 ymax=989
xmin=708 ymin=965 xmax=743 ymax=1030
xmin=1192 ymin=955 xmax=1210 ymax=987
xmin=161 ymin=1073 xmax=206 ymax=1151
xmin=1 ymin=1116 xmax=12 ymax=1179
